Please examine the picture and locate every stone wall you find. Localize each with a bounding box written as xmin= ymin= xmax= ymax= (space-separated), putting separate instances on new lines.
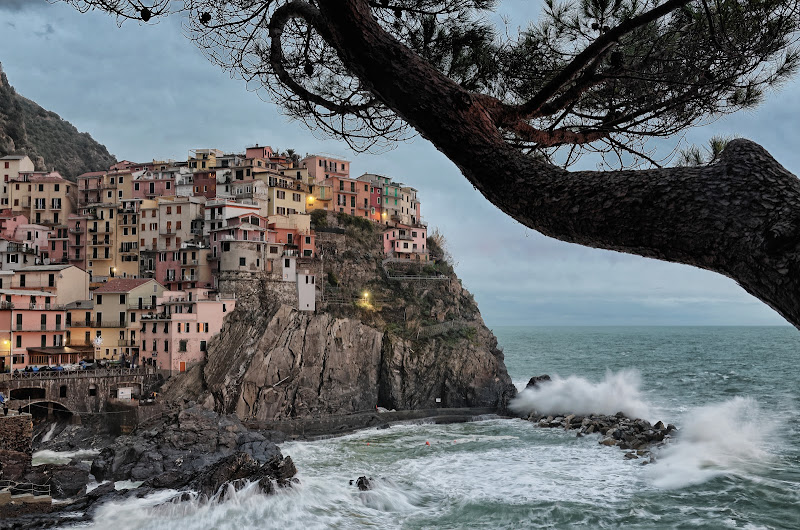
xmin=0 ymin=413 xmax=33 ymax=480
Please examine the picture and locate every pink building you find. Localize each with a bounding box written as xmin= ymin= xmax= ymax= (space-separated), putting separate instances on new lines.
xmin=301 ymin=155 xmax=350 ymax=183
xmin=139 ymin=289 xmax=235 ymax=374
xmin=151 ymin=244 xmax=213 ymax=291
xmin=132 ymin=173 xmax=175 ymax=200
xmin=0 ymin=289 xmax=77 ymax=371
xmin=0 ymin=211 xmax=27 ymax=240
xmin=245 ymin=145 xmax=274 ymax=160
xmin=381 ymin=225 xmax=429 ymax=261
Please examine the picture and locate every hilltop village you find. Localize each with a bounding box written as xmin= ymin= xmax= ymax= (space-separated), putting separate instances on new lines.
xmin=0 ymin=146 xmax=429 ymax=376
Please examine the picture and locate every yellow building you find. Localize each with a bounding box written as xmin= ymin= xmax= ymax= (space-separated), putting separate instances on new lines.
xmin=89 ymin=278 xmax=165 ymax=361
xmin=188 ymin=149 xmax=223 ymax=171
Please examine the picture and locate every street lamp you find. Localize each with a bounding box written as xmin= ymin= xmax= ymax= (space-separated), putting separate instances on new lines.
xmin=2 ymin=339 xmax=10 ymax=374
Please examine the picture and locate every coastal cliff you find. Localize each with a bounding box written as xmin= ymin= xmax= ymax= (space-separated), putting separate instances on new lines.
xmin=166 ymin=214 xmax=516 ymax=420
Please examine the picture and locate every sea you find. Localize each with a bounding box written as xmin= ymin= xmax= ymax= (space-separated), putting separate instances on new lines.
xmin=55 ymin=326 xmax=800 ymax=529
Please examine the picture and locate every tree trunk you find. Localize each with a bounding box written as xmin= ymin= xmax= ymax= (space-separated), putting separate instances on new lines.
xmin=315 ymin=0 xmax=800 ymax=328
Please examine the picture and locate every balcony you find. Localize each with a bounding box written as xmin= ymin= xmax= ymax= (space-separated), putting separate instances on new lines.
xmin=127 ymin=302 xmax=156 ymax=310
xmin=27 ymin=304 xmax=66 ymax=311
xmin=68 ymin=320 xmax=95 ymax=328
xmin=119 ymin=246 xmax=139 ymax=254
xmin=69 ymin=227 xmax=83 ymax=234
xmin=95 ymin=321 xmax=125 ymax=328
xmin=0 ymin=302 xmax=14 ymax=309
xmin=181 ymin=276 xmax=197 ymax=282
xmin=90 ymin=240 xmax=112 ymax=247
xmin=159 ymin=228 xmax=177 ymax=235
xmin=207 ymin=254 xmax=219 ymax=261
xmin=118 ymin=340 xmax=136 ymax=347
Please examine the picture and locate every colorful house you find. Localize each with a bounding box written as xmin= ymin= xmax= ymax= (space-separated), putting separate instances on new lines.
xmin=139 ymin=288 xmax=235 ymax=374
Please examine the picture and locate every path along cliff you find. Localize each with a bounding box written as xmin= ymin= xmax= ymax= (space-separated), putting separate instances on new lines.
xmin=165 ymin=213 xmax=517 ymax=422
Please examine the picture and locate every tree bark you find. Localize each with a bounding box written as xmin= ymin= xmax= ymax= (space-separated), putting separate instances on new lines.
xmin=312 ymin=0 xmax=800 ymax=328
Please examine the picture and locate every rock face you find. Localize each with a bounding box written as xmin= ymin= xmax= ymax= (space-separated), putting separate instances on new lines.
xmin=89 ymin=406 xmax=292 ymax=486
xmin=166 ymin=218 xmax=516 ymax=421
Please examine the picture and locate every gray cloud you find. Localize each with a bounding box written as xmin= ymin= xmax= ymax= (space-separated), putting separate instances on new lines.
xmin=0 ymin=0 xmax=47 ymax=12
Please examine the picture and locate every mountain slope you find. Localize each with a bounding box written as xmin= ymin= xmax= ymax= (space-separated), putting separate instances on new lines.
xmin=0 ymin=62 xmax=116 ymax=179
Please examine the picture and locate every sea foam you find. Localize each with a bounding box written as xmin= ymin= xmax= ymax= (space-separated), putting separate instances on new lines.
xmin=647 ymin=396 xmax=776 ymax=489
xmin=509 ymin=369 xmax=652 ymax=420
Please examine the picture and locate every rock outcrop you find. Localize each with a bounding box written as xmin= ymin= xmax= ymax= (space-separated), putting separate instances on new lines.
xmin=89 ymin=406 xmax=292 ymax=484
xmin=165 ymin=217 xmax=516 ymax=421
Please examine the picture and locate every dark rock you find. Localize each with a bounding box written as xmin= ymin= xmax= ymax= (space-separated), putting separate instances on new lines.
xmin=23 ymin=463 xmax=89 ymax=498
xmin=90 ymin=406 xmax=287 ymax=484
xmin=525 ymin=375 xmax=551 ymax=389
xmin=355 ymin=476 xmax=372 ymax=491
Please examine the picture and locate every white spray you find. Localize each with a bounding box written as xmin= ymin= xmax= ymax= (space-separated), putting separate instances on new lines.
xmin=509 ymin=369 xmax=653 ymax=420
xmin=647 ymin=396 xmax=776 ymax=489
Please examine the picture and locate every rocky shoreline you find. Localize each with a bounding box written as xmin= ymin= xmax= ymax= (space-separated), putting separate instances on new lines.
xmin=518 ymin=375 xmax=678 ymax=462
xmin=1 ymin=375 xmax=679 ymax=528
xmin=0 ymin=405 xmax=296 ymax=530
xmin=0 ymin=404 xmax=507 ymax=529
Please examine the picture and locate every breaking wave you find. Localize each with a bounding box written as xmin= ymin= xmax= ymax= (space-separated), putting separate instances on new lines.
xmin=647 ymin=396 xmax=777 ymax=489
xmin=508 ymin=369 xmax=652 ymax=420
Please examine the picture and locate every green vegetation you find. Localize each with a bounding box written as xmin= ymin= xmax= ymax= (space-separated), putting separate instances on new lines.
xmin=336 ymin=211 xmax=375 ymax=232
xmin=310 ymin=209 xmax=327 ymax=229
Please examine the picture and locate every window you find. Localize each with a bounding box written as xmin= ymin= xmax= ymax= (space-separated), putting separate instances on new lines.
xmin=135 ymin=182 xmax=140 ymax=191
xmin=19 ymin=274 xmax=25 ymax=287
xmin=239 ymin=257 xmax=246 ymax=266
xmin=96 ymin=294 xmax=102 ymax=304
xmin=179 ymin=340 xmax=187 ymax=352
xmin=119 ymin=295 xmax=126 ymax=304
xmin=164 ymin=340 xmax=169 ymax=351
xmin=200 ymin=340 xmax=207 ymax=352
xmin=48 ymin=273 xmax=55 ymax=287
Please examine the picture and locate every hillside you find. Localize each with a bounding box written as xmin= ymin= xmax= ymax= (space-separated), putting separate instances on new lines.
xmin=0 ymin=62 xmax=116 ymax=179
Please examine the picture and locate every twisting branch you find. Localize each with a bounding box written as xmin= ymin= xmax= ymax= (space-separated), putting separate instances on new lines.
xmin=268 ymin=1 xmax=374 ymax=113
xmin=516 ymin=0 xmax=692 ymax=119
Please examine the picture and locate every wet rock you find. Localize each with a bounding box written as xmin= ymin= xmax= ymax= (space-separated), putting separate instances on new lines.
xmin=525 ymin=375 xmax=551 ymax=389
xmin=23 ymin=463 xmax=89 ymax=498
xmin=624 ymin=452 xmax=638 ymax=460
xmin=90 ymin=406 xmax=288 ymax=485
xmin=355 ymin=476 xmax=372 ymax=491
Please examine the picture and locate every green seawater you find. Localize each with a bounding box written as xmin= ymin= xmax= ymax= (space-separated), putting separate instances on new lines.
xmin=73 ymin=327 xmax=800 ymax=529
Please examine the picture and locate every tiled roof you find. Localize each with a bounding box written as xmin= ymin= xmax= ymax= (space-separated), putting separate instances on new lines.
xmin=93 ymin=278 xmax=159 ymax=293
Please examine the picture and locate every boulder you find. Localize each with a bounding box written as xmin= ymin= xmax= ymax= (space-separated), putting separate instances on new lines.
xmin=525 ymin=375 xmax=551 ymax=389
xmin=355 ymin=476 xmax=372 ymax=491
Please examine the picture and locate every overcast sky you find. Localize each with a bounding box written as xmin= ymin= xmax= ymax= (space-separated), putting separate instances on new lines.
xmin=0 ymin=0 xmax=795 ymax=326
